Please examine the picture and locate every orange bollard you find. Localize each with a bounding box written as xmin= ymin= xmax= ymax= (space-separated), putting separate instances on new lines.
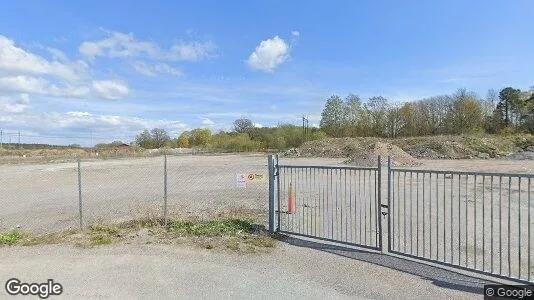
xmin=288 ymin=182 xmax=295 ymax=214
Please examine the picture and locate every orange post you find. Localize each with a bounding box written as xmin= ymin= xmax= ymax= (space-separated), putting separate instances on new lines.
xmin=288 ymin=182 xmax=295 ymax=214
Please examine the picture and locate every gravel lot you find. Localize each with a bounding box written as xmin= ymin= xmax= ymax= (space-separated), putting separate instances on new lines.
xmin=1 ymin=155 xmax=532 ymax=298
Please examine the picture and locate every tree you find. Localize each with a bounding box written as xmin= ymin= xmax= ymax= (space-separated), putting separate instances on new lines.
xmin=365 ymin=96 xmax=389 ymax=137
xmin=344 ymin=94 xmax=363 ymax=137
xmin=189 ymin=128 xmax=212 ymax=147
xmin=320 ymin=95 xmax=346 ymax=137
xmin=150 ymin=128 xmax=170 ymax=148
xmin=497 ymin=87 xmax=521 ymax=126
xmin=445 ymin=89 xmax=484 ymax=134
xmin=135 ymin=130 xmax=153 ymax=148
xmin=233 ymin=118 xmax=254 ymax=134
xmin=177 ymin=132 xmax=190 ymax=148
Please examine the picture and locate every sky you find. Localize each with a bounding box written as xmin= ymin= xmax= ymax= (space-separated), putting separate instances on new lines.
xmin=0 ymin=0 xmax=533 ymax=146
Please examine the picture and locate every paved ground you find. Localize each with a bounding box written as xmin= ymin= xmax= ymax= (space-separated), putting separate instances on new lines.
xmin=0 ymin=239 xmax=495 ymax=300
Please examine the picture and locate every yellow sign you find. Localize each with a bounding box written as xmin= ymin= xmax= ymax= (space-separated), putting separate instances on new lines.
xmin=247 ymin=173 xmax=265 ymax=183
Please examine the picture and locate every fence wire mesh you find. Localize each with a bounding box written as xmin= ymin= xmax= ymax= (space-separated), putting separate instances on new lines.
xmin=0 ymin=155 xmax=268 ymax=234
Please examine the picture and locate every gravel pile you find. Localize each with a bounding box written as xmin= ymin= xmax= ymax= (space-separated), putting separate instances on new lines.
xmin=298 ymin=138 xmax=421 ymax=167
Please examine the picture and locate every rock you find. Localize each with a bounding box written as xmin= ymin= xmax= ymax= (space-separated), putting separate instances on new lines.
xmin=477 ymin=153 xmax=490 ymax=159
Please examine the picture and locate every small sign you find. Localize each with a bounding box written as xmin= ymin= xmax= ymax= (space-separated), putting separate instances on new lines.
xmin=236 ymin=173 xmax=247 ymax=188
xmin=247 ymin=173 xmax=265 ymax=183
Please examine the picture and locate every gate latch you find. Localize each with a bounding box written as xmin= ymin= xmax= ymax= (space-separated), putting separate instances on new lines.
xmin=380 ymin=204 xmax=389 ymax=216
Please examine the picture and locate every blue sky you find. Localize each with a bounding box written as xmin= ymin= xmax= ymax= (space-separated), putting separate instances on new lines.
xmin=0 ymin=0 xmax=533 ymax=146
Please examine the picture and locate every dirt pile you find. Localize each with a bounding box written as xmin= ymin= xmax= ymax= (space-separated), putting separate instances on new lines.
xmin=298 ymin=138 xmax=421 ymax=167
xmin=345 ymin=142 xmax=421 ymax=167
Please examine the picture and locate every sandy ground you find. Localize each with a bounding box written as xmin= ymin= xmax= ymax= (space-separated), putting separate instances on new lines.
xmin=0 ymin=240 xmax=498 ymax=300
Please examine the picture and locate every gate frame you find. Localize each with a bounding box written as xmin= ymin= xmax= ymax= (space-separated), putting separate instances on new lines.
xmin=268 ymin=155 xmax=384 ymax=251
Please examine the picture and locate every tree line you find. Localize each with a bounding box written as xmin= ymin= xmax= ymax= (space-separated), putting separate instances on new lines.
xmin=133 ymin=120 xmax=326 ymax=150
xmin=320 ymin=87 xmax=534 ymax=138
xmin=127 ymin=85 xmax=533 ymax=151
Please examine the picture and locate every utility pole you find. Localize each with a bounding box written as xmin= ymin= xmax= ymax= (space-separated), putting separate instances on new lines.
xmin=302 ymin=116 xmax=309 ymax=142
xmin=0 ymin=129 xmax=3 ymax=148
xmin=18 ymin=131 xmax=21 ymax=149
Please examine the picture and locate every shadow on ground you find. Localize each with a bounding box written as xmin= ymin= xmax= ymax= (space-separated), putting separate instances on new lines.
xmin=276 ymin=234 xmax=497 ymax=295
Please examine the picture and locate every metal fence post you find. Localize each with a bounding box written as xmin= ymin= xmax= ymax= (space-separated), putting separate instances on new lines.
xmin=377 ymin=155 xmax=384 ymax=252
xmin=77 ymin=159 xmax=83 ymax=230
xmin=275 ymin=154 xmax=280 ymax=232
xmin=268 ymin=155 xmax=275 ymax=234
xmin=163 ymin=154 xmax=168 ymax=227
xmin=387 ymin=156 xmax=392 ymax=253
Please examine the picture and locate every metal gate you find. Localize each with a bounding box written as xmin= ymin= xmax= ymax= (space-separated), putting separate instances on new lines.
xmin=268 ymin=155 xmax=382 ymax=251
xmin=268 ymin=155 xmax=534 ymax=283
xmin=387 ymin=157 xmax=534 ymax=283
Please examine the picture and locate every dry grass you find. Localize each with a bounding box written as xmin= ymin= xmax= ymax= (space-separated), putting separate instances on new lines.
xmin=0 ymin=211 xmax=276 ymax=253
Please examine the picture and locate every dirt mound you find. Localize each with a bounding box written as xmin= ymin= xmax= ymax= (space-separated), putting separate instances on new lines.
xmin=345 ymin=142 xmax=421 ymax=167
xmin=299 ymin=138 xmax=420 ymax=167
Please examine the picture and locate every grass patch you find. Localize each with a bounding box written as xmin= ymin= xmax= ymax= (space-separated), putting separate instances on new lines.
xmin=0 ymin=231 xmax=22 ymax=245
xmin=169 ymin=219 xmax=255 ymax=237
xmin=90 ymin=234 xmax=113 ymax=246
xmin=90 ymin=224 xmax=119 ymax=235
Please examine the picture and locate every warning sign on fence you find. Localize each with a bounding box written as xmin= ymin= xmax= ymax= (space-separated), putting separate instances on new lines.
xmin=236 ymin=173 xmax=247 ymax=188
xmin=236 ymin=172 xmax=265 ymax=187
xmin=246 ymin=173 xmax=264 ymax=183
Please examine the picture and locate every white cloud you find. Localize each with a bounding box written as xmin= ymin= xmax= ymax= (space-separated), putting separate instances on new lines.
xmin=201 ymin=118 xmax=215 ymax=128
xmin=167 ymin=41 xmax=217 ymax=61
xmin=246 ymin=36 xmax=290 ymax=72
xmin=291 ymin=31 xmax=300 ymax=37
xmin=132 ymin=61 xmax=182 ymax=76
xmin=0 ymin=35 xmax=87 ymax=82
xmin=253 ymin=122 xmax=263 ymax=128
xmin=92 ymin=80 xmax=129 ymax=100
xmin=0 ymin=94 xmax=30 ymax=114
xmin=79 ymin=30 xmax=216 ymax=62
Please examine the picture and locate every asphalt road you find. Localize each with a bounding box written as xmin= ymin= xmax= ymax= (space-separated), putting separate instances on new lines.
xmin=0 ymin=240 xmax=494 ymax=300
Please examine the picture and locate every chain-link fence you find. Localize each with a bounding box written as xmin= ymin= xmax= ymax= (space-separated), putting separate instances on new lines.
xmin=0 ymin=155 xmax=269 ymax=234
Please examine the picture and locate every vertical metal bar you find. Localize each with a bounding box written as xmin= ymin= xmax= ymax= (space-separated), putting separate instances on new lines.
xmin=458 ymin=174 xmax=462 ymax=265
xmin=404 ymin=171 xmax=407 ymax=253
xmin=416 ymin=171 xmax=420 ymax=256
xmin=291 ymin=168 xmax=294 ymax=232
xmin=359 ymin=169 xmax=362 ymax=244
xmin=268 ymin=155 xmax=275 ymax=234
xmin=443 ymin=173 xmax=446 ymax=262
xmin=163 ymin=155 xmax=168 ymax=227
xmin=330 ymin=169 xmax=334 ymax=239
xmin=77 ymin=159 xmax=83 ymax=230
xmin=368 ymin=168 xmax=372 ymax=246
xmin=450 ymin=173 xmax=454 ymax=264
xmin=364 ymin=169 xmax=368 ymax=245
xmin=377 ymin=156 xmax=382 ymax=251
xmin=410 ymin=171 xmax=413 ymax=254
xmin=341 ymin=169 xmax=345 ymax=241
xmin=429 ymin=172 xmax=432 ymax=259
xmin=500 ymin=176 xmax=502 ymax=275
xmin=276 ymin=155 xmax=281 ymax=232
xmin=314 ymin=167 xmax=317 ymax=237
xmin=349 ymin=169 xmax=353 ymax=243
xmin=490 ymin=175 xmax=494 ymax=273
xmin=474 ymin=175 xmax=477 ymax=270
xmin=465 ymin=174 xmax=468 ymax=267
xmin=335 ymin=169 xmax=339 ymax=240
xmin=519 ymin=177 xmax=522 ymax=279
xmin=529 ymin=177 xmax=531 ymax=282
xmin=508 ymin=176 xmax=511 ymax=277
xmin=482 ymin=175 xmax=485 ymax=271
xmin=436 ymin=173 xmax=445 ymax=260
xmin=344 ymin=169 xmax=348 ymax=242
xmin=423 ymin=172 xmax=426 ymax=257
xmin=387 ymin=157 xmax=392 ymax=252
